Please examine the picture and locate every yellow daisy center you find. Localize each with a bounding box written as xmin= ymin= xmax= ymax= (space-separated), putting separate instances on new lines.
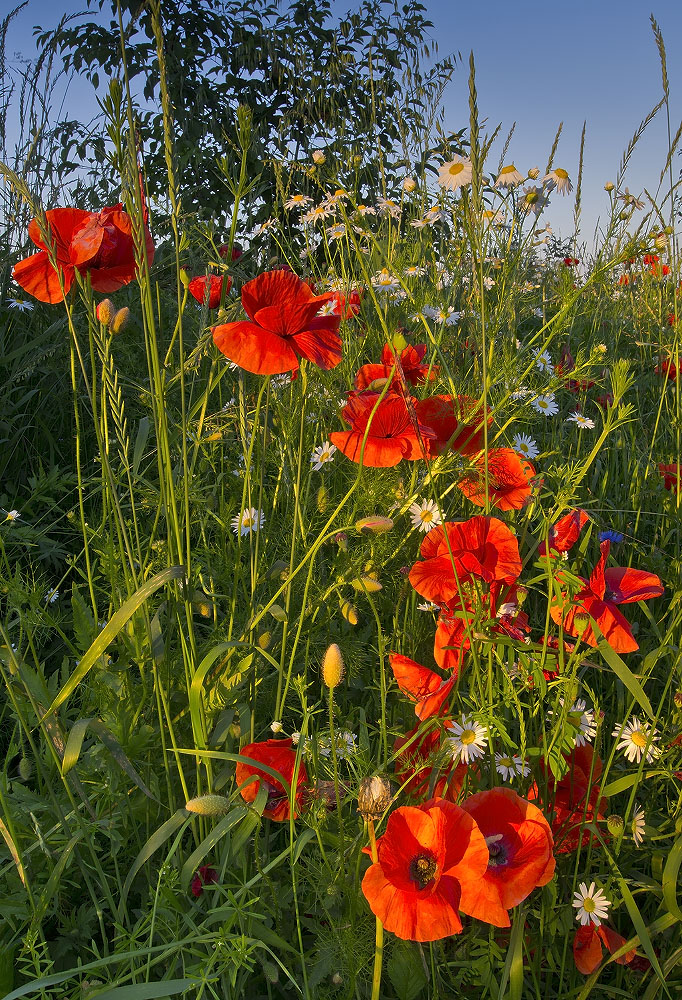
xmin=500 ymin=164 xmax=517 ymax=175
xmin=582 ymin=897 xmax=596 ymax=913
xmin=555 ymin=168 xmax=569 ymax=180
xmin=420 ymin=511 xmax=433 ymax=523
xmin=460 ymin=729 xmax=477 ymax=745
xmin=631 ymin=730 xmax=647 ymax=748
xmin=449 ymin=162 xmax=465 ymax=175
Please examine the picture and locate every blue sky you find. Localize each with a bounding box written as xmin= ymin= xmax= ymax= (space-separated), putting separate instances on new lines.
xmin=4 ymin=0 xmax=681 ymax=249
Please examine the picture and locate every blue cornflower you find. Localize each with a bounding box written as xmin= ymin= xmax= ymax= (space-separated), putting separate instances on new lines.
xmin=599 ymin=529 xmax=624 ymax=544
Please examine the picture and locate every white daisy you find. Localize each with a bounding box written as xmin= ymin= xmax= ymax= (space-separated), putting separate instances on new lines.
xmin=5 ymin=297 xmax=34 ymax=312
xmin=632 ymin=804 xmax=646 ymax=846
xmin=317 ymin=300 xmax=339 ymax=317
xmin=572 ymin=882 xmax=611 ymax=927
xmin=44 ymin=588 xmax=59 ymax=604
xmin=495 ymin=753 xmax=530 ymax=782
xmin=403 ymin=265 xmax=426 ymax=278
xmin=438 ymin=156 xmax=473 ymax=191
xmin=371 ymin=268 xmax=399 ymax=292
xmin=376 ymin=197 xmax=401 ymax=218
xmin=4 ymin=509 xmax=21 ymax=521
xmin=255 ymin=218 xmax=277 ymax=234
xmin=612 ymin=716 xmax=661 ymax=764
xmin=417 ymin=601 xmax=440 ymax=612
xmin=284 ymin=193 xmax=312 ymax=210
xmin=512 ymin=434 xmax=539 ymax=460
xmin=326 ymin=223 xmax=347 ymax=241
xmin=535 ymin=350 xmax=554 ymax=374
xmin=482 ymin=276 xmax=496 ymax=290
xmin=543 ymin=167 xmax=573 ymax=195
xmin=355 ymin=204 xmax=376 ymax=216
xmin=495 ymin=164 xmax=525 ymax=188
xmin=311 ymin=442 xmax=337 ymax=471
xmin=403 ymin=176 xmax=417 ymax=192
xmin=301 ymin=204 xmax=334 ymax=224
xmin=532 ymin=393 xmax=558 ymax=416
xmin=446 ymin=715 xmax=488 ymax=764
xmin=231 ymin=507 xmax=265 ymax=537
xmin=567 ymin=411 xmax=595 ymax=430
xmin=409 ymin=499 xmax=442 ymax=534
xmin=519 ymin=185 xmax=548 ymax=216
xmin=553 ymin=698 xmax=597 ymax=747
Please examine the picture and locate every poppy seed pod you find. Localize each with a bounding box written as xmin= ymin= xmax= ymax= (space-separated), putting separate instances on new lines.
xmin=357 ymin=775 xmax=393 ymax=821
xmin=96 ymin=298 xmax=115 ymax=325
xmin=607 ymin=814 xmax=624 ymax=836
xmin=322 ymin=643 xmax=345 ymax=689
xmin=185 ymin=794 xmax=231 ymax=816
xmin=111 ymin=306 xmax=130 ymax=335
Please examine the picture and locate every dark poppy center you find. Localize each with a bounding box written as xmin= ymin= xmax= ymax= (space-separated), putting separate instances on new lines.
xmin=603 ymin=588 xmax=615 ymax=602
xmin=486 ymin=833 xmax=508 ymax=868
xmin=409 ymin=853 xmax=438 ymax=889
xmin=263 ymin=778 xmax=285 ymax=810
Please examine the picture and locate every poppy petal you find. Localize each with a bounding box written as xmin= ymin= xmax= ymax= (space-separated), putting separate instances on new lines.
xmin=213 ymin=321 xmax=299 ymax=375
xmin=12 ymin=251 xmax=75 ymax=303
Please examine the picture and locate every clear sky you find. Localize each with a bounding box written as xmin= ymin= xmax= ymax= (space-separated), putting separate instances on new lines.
xmin=4 ymin=0 xmax=682 ymax=250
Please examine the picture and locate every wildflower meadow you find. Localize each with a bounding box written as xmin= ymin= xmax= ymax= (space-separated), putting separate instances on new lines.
xmin=1 ymin=2 xmax=681 ymax=998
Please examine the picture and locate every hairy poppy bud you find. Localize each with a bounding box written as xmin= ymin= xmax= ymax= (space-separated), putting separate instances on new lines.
xmin=351 ymin=574 xmax=382 ymax=593
xmin=96 ymin=298 xmax=115 ymax=325
xmin=185 ymin=794 xmax=231 ymax=816
xmin=357 ymin=775 xmax=392 ymax=821
xmin=322 ymin=643 xmax=345 ymax=689
xmin=355 ymin=516 xmax=394 ymax=535
xmin=339 ymin=599 xmax=358 ymax=625
xmin=18 ymin=757 xmax=32 ymax=781
xmin=111 ymin=306 xmax=130 ymax=335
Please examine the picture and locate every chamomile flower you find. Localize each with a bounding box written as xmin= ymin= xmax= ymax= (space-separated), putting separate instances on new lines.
xmin=311 ymin=442 xmax=337 ymax=471
xmin=270 ymin=720 xmax=284 ymax=734
xmin=573 ymin=882 xmax=611 ymax=927
xmin=371 ymin=268 xmax=399 ymax=292
xmin=495 ymin=164 xmax=525 ymax=188
xmin=438 ymin=155 xmax=473 ymax=191
xmin=4 ymin=509 xmax=21 ymax=521
xmin=612 ymin=716 xmax=661 ymax=764
xmin=417 ymin=601 xmax=440 ymax=612
xmin=355 ymin=204 xmax=376 ymax=216
xmin=495 ymin=753 xmax=530 ymax=781
xmin=403 ymin=265 xmax=427 ymax=278
xmin=284 ymin=193 xmax=312 ymax=210
xmin=519 ymin=185 xmax=548 ymax=215
xmin=326 ymin=223 xmax=347 ymax=241
xmin=255 ymin=218 xmax=277 ymax=234
xmin=317 ymin=300 xmax=339 ymax=317
xmin=5 ymin=297 xmax=34 ymax=312
xmin=543 ymin=167 xmax=573 ymax=194
xmin=567 ymin=411 xmax=595 ymax=430
xmin=482 ymin=276 xmax=496 ymax=290
xmin=632 ymin=804 xmax=646 ymax=846
xmin=409 ymin=499 xmax=442 ymax=533
xmin=532 ymin=393 xmax=558 ymax=416
xmin=535 ymin=350 xmax=554 ymax=374
xmin=232 ymin=507 xmax=265 ymax=538
xmin=511 ymin=386 xmax=532 ymax=400
xmin=376 ymin=197 xmax=401 ymax=218
xmin=512 ymin=433 xmax=539 ymax=460
xmin=553 ymin=698 xmax=597 ymax=747
xmin=302 ymin=204 xmax=334 ymax=225
xmin=446 ymin=715 xmax=488 ymax=764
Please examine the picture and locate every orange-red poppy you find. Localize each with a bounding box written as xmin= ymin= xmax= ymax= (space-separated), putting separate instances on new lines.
xmin=13 ymin=204 xmax=154 ymax=303
xmin=409 ymin=517 xmax=522 ymax=606
xmin=389 ymin=653 xmax=455 ymax=719
xmin=538 ymin=508 xmax=589 ymax=557
xmin=212 ymin=269 xmax=342 ymax=375
xmin=329 ymin=287 xmax=363 ymax=319
xmin=235 ymin=739 xmax=307 ymax=822
xmin=530 ymin=745 xmax=607 ymax=854
xmin=189 ymin=274 xmax=231 ymax=308
xmin=550 ymin=539 xmax=664 ymax=652
xmin=457 ymin=448 xmax=535 ymax=511
xmin=330 ymin=390 xmax=433 ymax=467
xmin=433 ymin=602 xmax=472 ymax=673
xmin=361 ymin=799 xmax=489 ymax=941
xmin=659 ymin=463 xmax=681 ymax=491
xmin=354 ymin=342 xmax=436 ymax=391
xmin=458 ymin=788 xmax=555 ymax=927
xmin=573 ymin=923 xmax=636 ymax=974
xmin=416 ymin=394 xmax=490 ymax=457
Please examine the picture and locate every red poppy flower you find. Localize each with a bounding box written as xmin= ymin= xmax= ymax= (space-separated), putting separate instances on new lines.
xmin=416 ymin=394 xmax=490 ymax=457
xmin=389 ymin=653 xmax=455 ymax=719
xmin=458 ymin=789 xmax=555 ymax=927
xmin=330 ymin=390 xmax=433 ymax=467
xmin=457 ymin=448 xmax=535 ymax=511
xmin=354 ymin=342 xmax=436 ymax=391
xmin=655 ymin=358 xmax=678 ymax=380
xmin=189 ymin=274 xmax=232 ymax=309
xmin=13 ymin=204 xmax=154 ymax=303
xmin=329 ymin=287 xmax=363 ymax=319
xmin=433 ymin=603 xmax=472 ymax=673
xmin=218 ymin=242 xmax=243 ymax=260
xmin=190 ymin=864 xmax=219 ymax=898
xmin=595 ymin=391 xmax=614 ymax=409
xmin=568 ymin=378 xmax=596 ymax=393
xmin=550 ymin=539 xmax=664 ymax=652
xmin=538 ymin=508 xmax=589 ymax=557
xmin=361 ymin=799 xmax=489 ymax=941
xmin=573 ymin=923 xmax=636 ymax=974
xmin=530 ymin=746 xmax=607 ymax=854
xmin=235 ymin=739 xmax=307 ymax=822
xmin=212 ymin=269 xmax=342 ymax=375
xmin=659 ymin=463 xmax=681 ymax=491
xmin=563 ymin=257 xmax=579 ymax=267
xmin=409 ymin=517 xmax=522 ymax=606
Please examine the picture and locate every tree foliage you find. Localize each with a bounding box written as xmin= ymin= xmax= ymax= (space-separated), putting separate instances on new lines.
xmin=39 ymin=0 xmax=456 ymax=228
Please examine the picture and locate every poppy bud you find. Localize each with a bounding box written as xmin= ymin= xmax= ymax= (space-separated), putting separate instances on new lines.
xmin=18 ymin=757 xmax=32 ymax=781
xmin=350 ymin=575 xmax=382 ymax=593
xmin=317 ymin=484 xmax=328 ymax=513
xmin=572 ymin=611 xmax=591 ymax=635
xmin=339 ymin=599 xmax=358 ymax=625
xmin=258 ymin=631 xmax=271 ymax=650
xmin=312 ymin=150 xmax=326 ymax=165
xmin=96 ymin=298 xmax=115 ymax=325
xmin=357 ymin=775 xmax=392 ymax=821
xmin=185 ymin=794 xmax=231 ymax=816
xmin=180 ymin=268 xmax=190 ymax=287
xmin=322 ymin=643 xmax=345 ymax=689
xmin=607 ymin=814 xmax=624 ymax=836
xmin=269 ymin=604 xmax=287 ymax=622
xmin=111 ymin=307 xmax=130 ymax=335
xmin=403 ymin=176 xmax=417 ymax=192
xmin=355 ymin=516 xmax=394 ymax=534
xmin=332 ymin=973 xmax=343 ymax=986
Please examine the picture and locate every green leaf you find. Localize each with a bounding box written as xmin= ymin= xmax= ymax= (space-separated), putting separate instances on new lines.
xmin=29 ymin=832 xmax=83 ymax=936
xmin=497 ymin=905 xmax=525 ymax=999
xmin=662 ymin=832 xmax=682 ymax=921
xmin=188 ymin=641 xmax=242 ymax=749
xmin=43 ymin=566 xmax=185 ymax=719
xmin=179 ymin=806 xmax=246 ymax=890
xmin=595 ymin=633 xmax=654 ymax=719
xmin=120 ymin=810 xmax=190 ymax=912
xmin=84 ymin=981 xmax=198 ymax=999
xmin=132 ymin=416 xmax=150 ymax=477
xmin=387 ymin=942 xmax=427 ymax=1000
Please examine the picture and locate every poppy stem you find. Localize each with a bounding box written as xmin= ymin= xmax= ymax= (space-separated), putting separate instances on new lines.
xmin=368 ymin=820 xmax=384 ymax=1000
